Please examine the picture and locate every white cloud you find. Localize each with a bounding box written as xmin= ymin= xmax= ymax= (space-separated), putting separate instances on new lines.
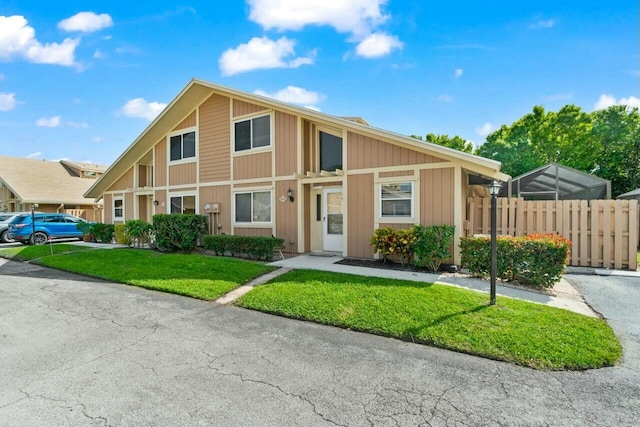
xmin=594 ymin=94 xmax=640 ymax=110
xmin=454 ymin=68 xmax=464 ymax=78
xmin=437 ymin=94 xmax=453 ymax=102
xmin=247 ymin=0 xmax=388 ymax=36
xmin=254 ymin=86 xmax=324 ymax=105
xmin=58 ymin=12 xmax=113 ymax=33
xmin=0 ymin=15 xmax=79 ymax=66
xmin=0 ymin=92 xmax=17 ymax=111
xmin=355 ymin=32 xmax=403 ymax=58
xmin=67 ymin=121 xmax=89 ymax=128
xmin=36 ymin=116 xmax=61 ymax=127
xmin=476 ymin=122 xmax=495 ymax=137
xmin=93 ymin=49 xmax=106 ymax=59
xmin=219 ymin=36 xmax=314 ymax=76
xmin=118 ymin=98 xmax=167 ymax=120
xmin=529 ymin=19 xmax=555 ymax=29
xmin=26 ymin=151 xmax=42 ymax=159
xmin=92 ymin=136 xmax=104 ymax=143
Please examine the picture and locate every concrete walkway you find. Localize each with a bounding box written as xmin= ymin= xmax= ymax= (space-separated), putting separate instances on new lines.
xmin=215 ymin=268 xmax=291 ymax=304
xmin=269 ymin=255 xmax=598 ymax=317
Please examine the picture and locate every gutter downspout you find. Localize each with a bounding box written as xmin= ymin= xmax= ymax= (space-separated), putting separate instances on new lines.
xmin=57 ymin=203 xmax=64 ymax=213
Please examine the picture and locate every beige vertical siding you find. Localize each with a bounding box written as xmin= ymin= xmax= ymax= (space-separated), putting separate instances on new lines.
xmin=347 ymin=173 xmax=375 ymax=258
xmin=155 ymin=139 xmax=167 ymax=187
xmin=138 ymin=165 xmax=147 ymax=187
xmin=169 ymin=162 xmax=197 ymax=186
xmin=302 ymin=121 xmax=311 ymax=173
xmin=107 ymin=167 xmax=134 ymax=192
xmin=103 ymin=194 xmax=113 ymax=223
xmin=234 ymin=227 xmax=272 ymax=237
xmin=138 ymin=195 xmax=148 ymax=222
xmin=199 ymin=94 xmax=231 ymax=182
xmin=125 ymin=193 xmax=134 ymax=220
xmin=347 ymin=132 xmax=443 ymax=170
xmin=461 ymin=172 xmax=469 ymax=231
xmin=233 ymin=99 xmax=268 ymax=117
xmin=154 ymin=190 xmax=167 ymax=214
xmin=420 ymin=168 xmax=455 ymax=226
xmin=304 ymin=184 xmax=311 ymax=252
xmin=173 ymin=111 xmax=196 ymax=131
xmin=233 ymin=181 xmax=271 ymax=188
xmin=275 ymin=180 xmax=298 ymax=249
xmin=233 ymin=152 xmax=272 ymax=180
xmin=275 ymin=111 xmax=297 ymax=176
xmin=379 ymin=170 xmax=416 ymax=178
xmin=199 ymin=185 xmax=231 ymax=235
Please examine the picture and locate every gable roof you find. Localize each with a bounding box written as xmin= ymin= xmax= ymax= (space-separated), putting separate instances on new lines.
xmin=86 ymin=78 xmax=509 ymax=199
xmin=0 ymin=156 xmax=107 ymax=205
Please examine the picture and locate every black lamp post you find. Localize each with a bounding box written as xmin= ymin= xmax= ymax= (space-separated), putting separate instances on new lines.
xmin=488 ymin=180 xmax=501 ymax=305
xmin=30 ymin=204 xmax=36 ymax=245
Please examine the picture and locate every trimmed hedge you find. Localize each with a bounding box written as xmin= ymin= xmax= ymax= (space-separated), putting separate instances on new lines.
xmin=202 ymin=235 xmax=285 ymax=261
xmin=153 ymin=214 xmax=208 ymax=253
xmin=460 ymin=233 xmax=571 ymax=288
xmin=124 ymin=219 xmax=154 ymax=248
xmin=114 ymin=224 xmax=131 ymax=246
xmin=91 ymin=223 xmax=115 ymax=244
xmin=413 ymin=224 xmax=455 ymax=272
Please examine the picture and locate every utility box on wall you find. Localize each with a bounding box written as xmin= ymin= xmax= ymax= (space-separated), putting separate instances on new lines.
xmin=204 ymin=203 xmax=220 ymax=213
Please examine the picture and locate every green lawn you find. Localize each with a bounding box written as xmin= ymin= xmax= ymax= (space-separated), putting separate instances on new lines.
xmin=0 ymin=243 xmax=92 ymax=261
xmin=237 ymin=270 xmax=621 ymax=370
xmin=0 ymin=246 xmax=274 ymax=301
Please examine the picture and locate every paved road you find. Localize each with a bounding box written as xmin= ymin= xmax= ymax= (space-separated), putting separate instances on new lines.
xmin=566 ymin=274 xmax=640 ymax=372
xmin=1 ymin=259 xmax=639 ymax=426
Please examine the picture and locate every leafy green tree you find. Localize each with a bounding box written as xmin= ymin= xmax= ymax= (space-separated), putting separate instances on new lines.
xmin=411 ymin=133 xmax=474 ymax=153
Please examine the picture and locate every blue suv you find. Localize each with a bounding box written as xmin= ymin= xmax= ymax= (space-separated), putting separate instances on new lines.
xmin=7 ymin=213 xmax=89 ymax=245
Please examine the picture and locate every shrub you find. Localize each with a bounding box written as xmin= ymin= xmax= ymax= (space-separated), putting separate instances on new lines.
xmin=114 ymin=224 xmax=131 ymax=246
xmin=91 ymin=223 xmax=115 ymax=244
xmin=153 ymin=214 xmax=208 ymax=252
xmin=202 ymin=235 xmax=285 ymax=261
xmin=124 ymin=219 xmax=154 ymax=248
xmin=370 ymin=227 xmax=416 ymax=267
xmin=460 ymin=233 xmax=572 ymax=288
xmin=413 ymin=225 xmax=455 ymax=272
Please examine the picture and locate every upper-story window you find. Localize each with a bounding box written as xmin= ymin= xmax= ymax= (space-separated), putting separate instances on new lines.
xmin=170 ymin=130 xmax=196 ymax=161
xmin=113 ymin=197 xmax=124 ymax=220
xmin=319 ymin=131 xmax=342 ymax=171
xmin=234 ymin=115 xmax=270 ymax=152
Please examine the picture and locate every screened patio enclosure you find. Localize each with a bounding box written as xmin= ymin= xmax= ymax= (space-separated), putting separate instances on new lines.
xmin=503 ymin=163 xmax=611 ymax=200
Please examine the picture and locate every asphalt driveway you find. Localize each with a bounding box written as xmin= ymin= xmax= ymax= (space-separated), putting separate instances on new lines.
xmin=1 ymin=258 xmax=639 ymax=426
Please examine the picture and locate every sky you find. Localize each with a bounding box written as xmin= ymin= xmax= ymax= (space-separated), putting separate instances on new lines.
xmin=0 ymin=0 xmax=638 ymax=166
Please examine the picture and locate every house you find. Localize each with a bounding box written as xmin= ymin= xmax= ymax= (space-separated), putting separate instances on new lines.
xmin=0 ymin=156 xmax=107 ymax=220
xmin=85 ymin=79 xmax=508 ymax=263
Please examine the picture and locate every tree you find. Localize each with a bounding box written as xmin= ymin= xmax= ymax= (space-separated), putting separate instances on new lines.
xmin=475 ymin=104 xmax=640 ymax=197
xmin=411 ymin=133 xmax=474 ymax=153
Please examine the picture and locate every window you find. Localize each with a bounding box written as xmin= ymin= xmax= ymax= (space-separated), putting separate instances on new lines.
xmin=113 ymin=198 xmax=124 ymax=220
xmin=170 ymin=130 xmax=196 ymax=161
xmin=170 ymin=195 xmax=196 ymax=214
xmin=319 ymin=131 xmax=342 ymax=171
xmin=380 ymin=182 xmax=413 ymax=217
xmin=234 ymin=115 xmax=270 ymax=152
xmin=235 ymin=191 xmax=271 ymax=223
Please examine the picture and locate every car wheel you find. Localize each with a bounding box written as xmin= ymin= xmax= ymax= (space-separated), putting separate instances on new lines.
xmin=0 ymin=230 xmax=13 ymax=243
xmin=32 ymin=232 xmax=48 ymax=245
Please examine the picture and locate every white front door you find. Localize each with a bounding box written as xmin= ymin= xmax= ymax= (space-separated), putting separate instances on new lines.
xmin=323 ymin=188 xmax=343 ymax=252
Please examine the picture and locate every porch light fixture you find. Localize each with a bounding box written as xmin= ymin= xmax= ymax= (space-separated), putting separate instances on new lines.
xmin=153 ymin=200 xmax=159 ymax=206
xmin=287 ymin=188 xmax=294 ymax=202
xmin=487 ymin=180 xmax=501 ymax=305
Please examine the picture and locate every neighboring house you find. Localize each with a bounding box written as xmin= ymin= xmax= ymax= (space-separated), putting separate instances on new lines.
xmin=85 ymin=79 xmax=508 ymax=263
xmin=0 ymin=156 xmax=107 ymax=220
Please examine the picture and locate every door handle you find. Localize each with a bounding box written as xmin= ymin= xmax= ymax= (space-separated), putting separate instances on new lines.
xmin=323 ymin=216 xmax=326 ymax=222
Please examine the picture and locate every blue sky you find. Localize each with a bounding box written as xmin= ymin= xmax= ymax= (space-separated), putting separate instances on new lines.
xmin=0 ymin=0 xmax=637 ymax=165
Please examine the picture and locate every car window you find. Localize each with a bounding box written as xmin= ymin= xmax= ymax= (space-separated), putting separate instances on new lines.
xmin=10 ymin=215 xmax=30 ymax=223
xmin=0 ymin=215 xmax=11 ymax=221
xmin=64 ymin=216 xmax=81 ymax=223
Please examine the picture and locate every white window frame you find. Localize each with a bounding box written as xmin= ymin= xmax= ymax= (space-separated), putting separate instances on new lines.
xmin=233 ymin=190 xmax=273 ymax=225
xmin=317 ymin=128 xmax=343 ymax=172
xmin=169 ymin=193 xmax=198 ymax=215
xmin=168 ymin=127 xmax=197 ymax=164
xmin=379 ymin=182 xmax=414 ymax=219
xmin=233 ymin=113 xmax=272 ymax=153
xmin=113 ymin=197 xmax=124 ymax=221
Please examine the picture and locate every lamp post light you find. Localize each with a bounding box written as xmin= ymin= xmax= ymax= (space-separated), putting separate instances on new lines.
xmin=488 ymin=180 xmax=502 ymax=305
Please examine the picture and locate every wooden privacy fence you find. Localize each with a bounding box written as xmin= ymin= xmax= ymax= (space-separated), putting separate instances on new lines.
xmin=65 ymin=209 xmax=102 ymax=223
xmin=467 ymin=197 xmax=639 ymax=270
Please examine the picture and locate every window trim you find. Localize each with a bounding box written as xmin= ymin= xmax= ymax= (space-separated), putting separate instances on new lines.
xmin=169 ymin=193 xmax=198 ymax=215
xmin=168 ymin=127 xmax=198 ymax=164
xmin=233 ymin=190 xmax=273 ymax=225
xmin=379 ymin=182 xmax=414 ymax=219
xmin=232 ymin=113 xmax=273 ymax=154
xmin=113 ymin=197 xmax=124 ymax=221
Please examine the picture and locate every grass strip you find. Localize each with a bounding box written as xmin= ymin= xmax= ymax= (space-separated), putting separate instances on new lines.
xmin=3 ymin=247 xmax=273 ymax=301
xmin=0 ymin=243 xmax=91 ymax=261
xmin=237 ymin=269 xmax=621 ymax=370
